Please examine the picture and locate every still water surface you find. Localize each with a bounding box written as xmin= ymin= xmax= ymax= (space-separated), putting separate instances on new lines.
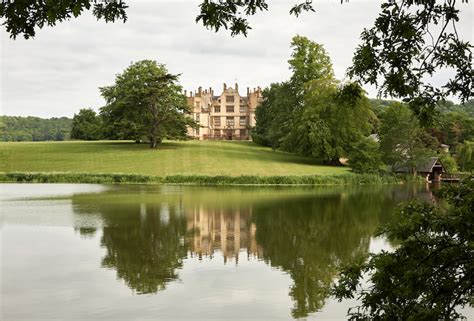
xmin=1 ymin=183 xmax=440 ymax=320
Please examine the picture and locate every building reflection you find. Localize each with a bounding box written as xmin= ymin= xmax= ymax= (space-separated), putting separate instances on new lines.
xmin=186 ymin=206 xmax=262 ymax=263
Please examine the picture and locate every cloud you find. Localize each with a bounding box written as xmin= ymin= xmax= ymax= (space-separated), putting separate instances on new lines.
xmin=1 ymin=0 xmax=472 ymax=118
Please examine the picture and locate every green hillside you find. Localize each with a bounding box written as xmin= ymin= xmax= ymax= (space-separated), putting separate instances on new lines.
xmin=0 ymin=140 xmax=349 ymax=176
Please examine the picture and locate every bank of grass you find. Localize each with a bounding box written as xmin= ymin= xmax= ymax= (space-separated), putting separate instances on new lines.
xmin=0 ymin=171 xmax=403 ymax=185
xmin=0 ymin=140 xmax=349 ymax=176
xmin=0 ymin=140 xmax=418 ymax=185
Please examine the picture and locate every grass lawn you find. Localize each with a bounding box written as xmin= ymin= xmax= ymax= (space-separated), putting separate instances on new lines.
xmin=0 ymin=140 xmax=349 ymax=176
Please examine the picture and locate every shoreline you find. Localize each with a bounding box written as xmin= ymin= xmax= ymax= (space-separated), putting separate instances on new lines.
xmin=0 ymin=172 xmax=421 ymax=186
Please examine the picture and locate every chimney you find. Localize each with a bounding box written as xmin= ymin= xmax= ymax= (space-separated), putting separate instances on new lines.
xmin=223 ymin=83 xmax=227 ymax=91
xmin=247 ymin=87 xmax=250 ymax=95
xmin=184 ymin=90 xmax=187 ymax=96
xmin=235 ymin=83 xmax=238 ymax=92
xmin=198 ymin=86 xmax=202 ymax=95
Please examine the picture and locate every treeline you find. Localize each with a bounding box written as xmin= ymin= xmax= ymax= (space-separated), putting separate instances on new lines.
xmin=253 ymin=36 xmax=474 ymax=173
xmin=0 ymin=116 xmax=72 ymax=141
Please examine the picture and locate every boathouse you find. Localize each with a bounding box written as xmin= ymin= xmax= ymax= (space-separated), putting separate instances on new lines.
xmin=395 ymin=157 xmax=446 ymax=183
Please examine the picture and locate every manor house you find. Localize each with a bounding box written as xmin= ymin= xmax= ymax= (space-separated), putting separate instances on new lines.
xmin=186 ymin=83 xmax=263 ymax=140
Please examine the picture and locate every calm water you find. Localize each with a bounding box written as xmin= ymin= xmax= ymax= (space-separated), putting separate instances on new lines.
xmin=0 ymin=183 xmax=442 ymax=320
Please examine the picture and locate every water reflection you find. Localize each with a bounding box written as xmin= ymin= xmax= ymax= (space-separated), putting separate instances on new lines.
xmin=68 ymin=184 xmax=434 ymax=318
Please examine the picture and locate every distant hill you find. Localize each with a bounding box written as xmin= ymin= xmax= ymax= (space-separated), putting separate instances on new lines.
xmin=0 ymin=116 xmax=72 ymax=141
xmin=369 ymin=98 xmax=474 ymax=117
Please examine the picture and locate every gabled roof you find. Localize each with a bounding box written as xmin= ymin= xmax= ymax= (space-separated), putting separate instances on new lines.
xmin=419 ymin=157 xmax=445 ymax=173
xmin=395 ymin=157 xmax=446 ymax=173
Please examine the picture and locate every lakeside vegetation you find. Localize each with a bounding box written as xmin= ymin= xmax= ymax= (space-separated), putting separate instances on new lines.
xmin=0 ymin=171 xmax=403 ymax=185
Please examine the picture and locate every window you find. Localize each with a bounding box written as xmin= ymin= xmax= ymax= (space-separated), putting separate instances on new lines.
xmin=226 ymin=117 xmax=234 ymax=127
xmin=195 ymin=128 xmax=200 ymax=135
xmin=214 ymin=129 xmax=221 ymax=137
xmin=226 ymin=105 xmax=234 ymax=113
xmin=214 ymin=106 xmax=220 ymax=113
xmin=213 ymin=117 xmax=221 ymax=126
xmin=239 ymin=116 xmax=247 ymax=126
xmin=226 ymin=95 xmax=234 ymax=103
xmin=239 ymin=105 xmax=247 ymax=113
xmin=195 ymin=114 xmax=200 ymax=122
xmin=240 ymin=129 xmax=247 ymax=137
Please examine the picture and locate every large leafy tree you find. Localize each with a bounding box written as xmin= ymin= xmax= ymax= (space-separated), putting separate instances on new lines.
xmin=332 ymin=178 xmax=474 ymax=320
xmin=255 ymin=36 xmax=374 ymax=164
xmin=71 ymin=108 xmax=103 ymax=140
xmin=99 ymin=60 xmax=194 ymax=148
xmin=284 ymin=82 xmax=374 ymax=164
xmin=254 ymin=36 xmax=335 ymax=151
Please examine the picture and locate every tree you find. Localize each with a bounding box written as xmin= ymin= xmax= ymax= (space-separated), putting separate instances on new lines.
xmin=347 ymin=137 xmax=384 ymax=174
xmin=379 ymin=102 xmax=434 ymax=172
xmin=252 ymin=82 xmax=294 ymax=148
xmin=457 ymin=142 xmax=473 ymax=172
xmin=285 ymin=82 xmax=374 ymax=164
xmin=70 ymin=108 xmax=103 ymax=140
xmin=332 ymin=178 xmax=474 ymax=320
xmin=438 ymin=152 xmax=458 ymax=173
xmin=254 ymin=36 xmax=374 ymax=164
xmin=254 ymin=36 xmax=336 ymax=152
xmin=99 ymin=60 xmax=195 ymax=148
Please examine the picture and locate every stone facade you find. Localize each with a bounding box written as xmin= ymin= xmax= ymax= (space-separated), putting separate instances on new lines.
xmin=186 ymin=83 xmax=263 ymax=140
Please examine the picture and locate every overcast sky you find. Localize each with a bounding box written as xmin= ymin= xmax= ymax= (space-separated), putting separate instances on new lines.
xmin=1 ymin=0 xmax=472 ymax=118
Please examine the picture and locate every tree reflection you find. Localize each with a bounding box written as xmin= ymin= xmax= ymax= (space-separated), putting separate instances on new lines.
xmin=251 ymin=189 xmax=396 ymax=318
xmin=74 ymin=197 xmax=188 ymax=294
xmin=70 ymin=185 xmax=425 ymax=317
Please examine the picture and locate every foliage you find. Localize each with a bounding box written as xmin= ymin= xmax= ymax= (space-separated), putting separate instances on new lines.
xmin=284 ymin=82 xmax=374 ymax=164
xmin=348 ymin=1 xmax=473 ymax=125
xmin=379 ymin=102 xmax=435 ymax=172
xmin=332 ymin=178 xmax=474 ymax=320
xmin=0 ymin=115 xmax=72 ymax=141
xmin=348 ymin=137 xmax=384 ymax=174
xmin=456 ymin=142 xmax=473 ymax=172
xmin=438 ymin=152 xmax=458 ymax=173
xmin=71 ymin=108 xmax=103 ymax=140
xmin=99 ymin=60 xmax=195 ymax=148
xmin=252 ymin=82 xmax=295 ymax=148
xmin=0 ymin=171 xmax=401 ymax=186
xmin=254 ymin=36 xmax=375 ymax=164
xmin=288 ymin=35 xmax=335 ymax=104
xmin=1 ymin=0 xmax=128 ymax=39
xmin=434 ymin=109 xmax=474 ymax=149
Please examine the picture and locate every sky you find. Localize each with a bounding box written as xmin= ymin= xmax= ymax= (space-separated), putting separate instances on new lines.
xmin=1 ymin=0 xmax=473 ymax=118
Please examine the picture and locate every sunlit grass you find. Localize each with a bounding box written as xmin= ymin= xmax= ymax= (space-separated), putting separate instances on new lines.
xmin=0 ymin=140 xmax=350 ymax=176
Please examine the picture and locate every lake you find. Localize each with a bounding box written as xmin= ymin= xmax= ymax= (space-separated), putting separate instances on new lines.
xmin=0 ymin=183 xmax=451 ymax=320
